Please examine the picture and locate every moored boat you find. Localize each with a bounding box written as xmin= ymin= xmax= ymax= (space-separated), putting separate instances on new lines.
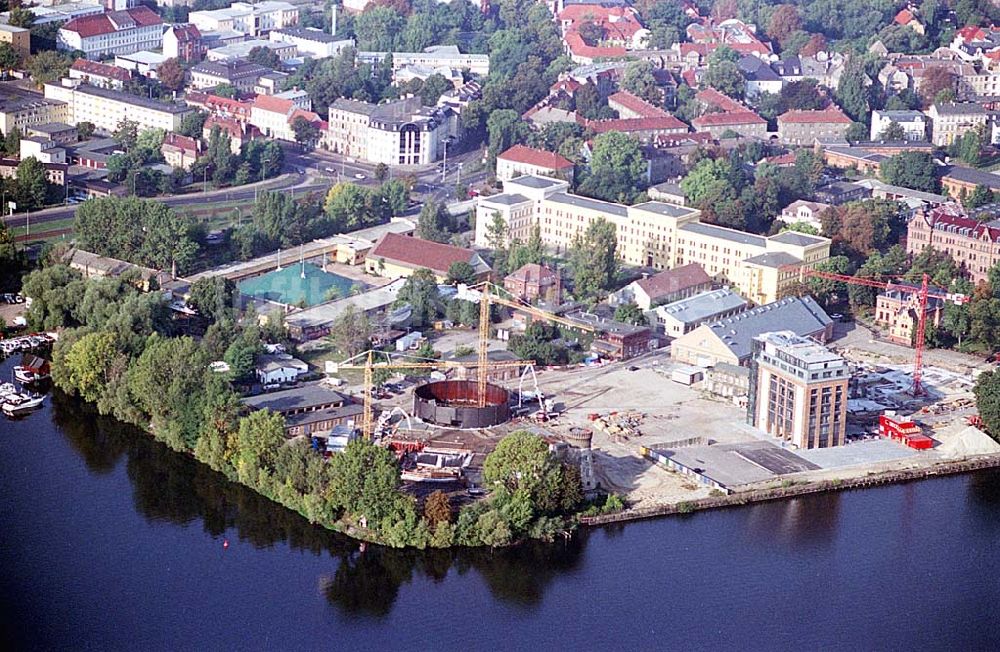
xmin=2 ymin=392 xmax=45 ymax=415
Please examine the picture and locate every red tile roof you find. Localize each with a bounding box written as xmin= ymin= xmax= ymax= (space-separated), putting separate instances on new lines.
xmin=607 ymin=90 xmax=669 ymax=118
xmin=253 ymin=94 xmax=294 ymax=115
xmin=369 ymin=233 xmax=485 ymax=276
xmin=564 ymin=32 xmax=627 ymax=59
xmin=289 ymin=108 xmax=321 ymax=124
xmin=171 ymin=23 xmax=202 ymax=42
xmin=695 ymin=88 xmax=746 ymax=113
xmin=497 ymin=144 xmax=574 ymax=170
xmin=162 ymin=132 xmax=199 ymax=155
xmin=62 ymin=6 xmax=162 ymax=38
xmin=920 ymin=204 xmax=1000 ymax=243
xmin=692 ymin=111 xmax=766 ymax=127
xmin=505 ymin=263 xmax=559 ymax=285
xmin=635 ymin=263 xmax=712 ymax=301
xmin=778 ymin=108 xmax=852 ymax=124
xmin=894 ymin=9 xmax=916 ymax=25
xmin=70 ymin=59 xmax=132 ymax=82
xmin=186 ymin=92 xmax=252 ymax=118
xmin=582 ymin=115 xmax=689 ymax=134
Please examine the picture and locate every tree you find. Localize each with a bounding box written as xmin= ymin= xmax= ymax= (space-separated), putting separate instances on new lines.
xmin=881 ymin=151 xmax=940 ymax=193
xmin=768 ymin=4 xmax=802 ymax=47
xmin=188 ymin=276 xmax=237 ymax=322
xmin=577 ymin=131 xmax=647 ymax=203
xmin=8 ymin=7 xmax=34 ymax=29
xmin=157 ymin=57 xmax=186 ymax=92
xmin=702 ymin=59 xmax=745 ymax=99
xmin=0 ymin=42 xmax=21 ymax=74
xmin=966 ymin=184 xmax=995 ymax=210
xmin=614 ymin=302 xmax=646 ymax=326
xmin=327 ymin=439 xmax=404 ymax=524
xmin=113 ymin=118 xmax=139 ymax=153
xmin=483 ymin=431 xmax=555 ymax=497
xmin=291 ymin=115 xmax=320 ymax=149
xmin=330 ymin=304 xmax=372 ymax=356
xmin=620 ymin=60 xmax=661 ymax=105
xmin=424 ymin=490 xmax=452 ymax=525
xmin=486 ymin=109 xmax=528 ymax=167
xmin=419 ymin=73 xmax=452 ymax=106
xmin=921 ymin=67 xmax=956 ymax=106
xmin=446 ymin=261 xmax=476 ymax=286
xmin=61 ymin=331 xmax=120 ymax=404
xmin=15 ymin=157 xmax=49 ymax=211
xmin=974 ymin=370 xmax=1000 ymax=442
xmin=374 ymin=163 xmax=389 ymax=183
xmin=394 ymin=268 xmax=440 ymax=327
xmin=836 ymin=57 xmax=870 ymax=122
xmin=179 ymin=111 xmax=207 ymax=138
xmin=354 ymin=6 xmax=404 ymax=51
xmin=247 ymin=45 xmax=282 ymax=69
xmin=416 ymin=200 xmax=449 ymax=243
xmin=77 ymin=121 xmax=95 ymax=141
xmin=569 ymin=217 xmax=617 ymax=299
xmin=26 ymin=50 xmax=73 ymax=87
xmin=878 ymin=121 xmax=906 ymax=141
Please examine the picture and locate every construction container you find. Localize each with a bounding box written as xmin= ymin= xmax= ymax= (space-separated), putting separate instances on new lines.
xmin=671 ymin=366 xmax=704 ymax=385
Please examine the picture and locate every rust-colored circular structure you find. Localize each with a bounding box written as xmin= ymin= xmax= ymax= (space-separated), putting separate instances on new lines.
xmin=413 ymin=380 xmax=511 ymax=428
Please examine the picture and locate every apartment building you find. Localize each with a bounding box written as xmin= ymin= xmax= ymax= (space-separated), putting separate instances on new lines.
xmin=69 ymin=59 xmax=132 ymax=89
xmin=191 ymin=60 xmax=272 ymax=91
xmin=250 ymin=91 xmax=317 ymax=142
xmin=357 ymin=45 xmax=490 ymax=77
xmin=44 ymin=82 xmax=193 ymax=134
xmin=926 ymin=102 xmax=989 ymax=146
xmin=57 ymin=7 xmax=164 ymax=59
xmin=906 ymin=203 xmax=1000 ymax=284
xmin=0 ymin=92 xmax=69 ymax=137
xmin=776 ymin=108 xmax=852 ymax=146
xmin=327 ymin=96 xmax=455 ymax=166
xmin=477 ymin=176 xmax=831 ymax=305
xmin=162 ymin=23 xmax=206 ymax=63
xmin=748 ymin=331 xmax=848 ymax=449
xmin=874 ymin=282 xmax=945 ymax=346
xmin=189 ymin=1 xmax=298 ymax=38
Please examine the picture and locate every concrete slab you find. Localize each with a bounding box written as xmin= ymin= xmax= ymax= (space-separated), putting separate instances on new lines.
xmin=796 ymin=438 xmax=919 ymax=469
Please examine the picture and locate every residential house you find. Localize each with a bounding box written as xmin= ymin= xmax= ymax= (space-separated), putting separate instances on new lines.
xmin=161 ymin=133 xmax=200 ymax=170
xmin=737 ymin=55 xmax=783 ymax=99
xmin=162 ymin=23 xmax=205 ymax=62
xmin=69 ymin=59 xmax=132 ymax=89
xmin=607 ymin=90 xmax=669 ymax=119
xmin=869 ymin=110 xmax=929 ymax=141
xmin=184 ymin=92 xmax=253 ymax=123
xmin=813 ymin=181 xmax=869 ymax=205
xmin=926 ymin=102 xmax=989 ymax=146
xmin=240 ymin=382 xmax=362 ymax=438
xmin=651 ymin=287 xmax=749 ymax=338
xmin=777 ymin=108 xmax=852 ymax=146
xmin=57 ymin=7 xmax=164 ymax=59
xmin=875 ymin=282 xmax=944 ymax=346
xmin=250 ymin=91 xmax=316 ymax=142
xmin=894 ymin=8 xmax=925 ymax=35
xmin=558 ymin=4 xmax=649 ymax=64
xmin=496 ymin=144 xmax=575 ymax=182
xmin=365 ymin=232 xmax=491 ymax=283
xmin=610 ymin=263 xmax=712 ymax=310
xmin=504 ymin=263 xmax=562 ymax=303
xmin=777 ymin=200 xmax=832 ymax=231
xmin=253 ymin=353 xmax=309 ymax=386
xmin=670 ymin=296 xmax=833 ymax=366
xmin=203 ymin=115 xmax=258 ymax=153
xmin=691 ymin=111 xmax=768 ymax=138
xmin=685 ymin=18 xmax=771 ymax=57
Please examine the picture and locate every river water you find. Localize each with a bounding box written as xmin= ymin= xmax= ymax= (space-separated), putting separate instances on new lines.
xmin=2 ymin=358 xmax=1000 ymax=650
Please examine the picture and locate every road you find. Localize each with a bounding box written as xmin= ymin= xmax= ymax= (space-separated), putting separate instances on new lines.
xmin=4 ymin=142 xmax=490 ymax=235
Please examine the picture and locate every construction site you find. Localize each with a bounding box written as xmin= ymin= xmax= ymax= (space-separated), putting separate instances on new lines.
xmin=319 ymin=278 xmax=1000 ymax=518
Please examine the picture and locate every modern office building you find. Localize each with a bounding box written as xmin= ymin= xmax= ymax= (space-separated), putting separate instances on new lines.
xmin=747 ymin=331 xmax=848 ymax=449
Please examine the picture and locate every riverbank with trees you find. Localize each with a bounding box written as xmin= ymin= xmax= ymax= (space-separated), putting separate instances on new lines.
xmin=21 ymin=254 xmax=612 ymax=549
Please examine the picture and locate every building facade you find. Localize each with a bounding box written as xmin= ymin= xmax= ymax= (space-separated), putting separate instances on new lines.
xmin=777 ymin=109 xmax=852 ymax=145
xmin=496 ymin=144 xmax=574 ymax=182
xmin=748 ymin=331 xmax=848 ymax=449
xmin=327 ymin=97 xmax=455 ymax=166
xmin=189 ymin=1 xmax=298 ymax=37
xmin=162 ymin=23 xmax=206 ymax=62
xmin=0 ymin=23 xmax=30 ymax=59
xmin=869 ymin=110 xmax=929 ymax=141
xmin=907 ymin=203 xmax=1000 ymax=285
xmin=477 ymin=176 xmax=831 ymax=305
xmin=44 ymin=82 xmax=192 ymax=135
xmin=57 ymin=7 xmax=164 ymax=59
xmin=191 ymin=60 xmax=271 ymax=91
xmin=926 ymin=102 xmax=989 ymax=146
xmin=874 ymin=283 xmax=944 ymax=346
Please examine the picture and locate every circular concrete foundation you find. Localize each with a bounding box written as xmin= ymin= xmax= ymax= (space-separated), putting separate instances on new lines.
xmin=413 ymin=380 xmax=511 ymax=428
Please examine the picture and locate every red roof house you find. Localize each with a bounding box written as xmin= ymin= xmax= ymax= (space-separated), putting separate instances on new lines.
xmin=365 ymin=233 xmax=492 ymax=282
xmin=496 ymin=144 xmax=574 ymax=181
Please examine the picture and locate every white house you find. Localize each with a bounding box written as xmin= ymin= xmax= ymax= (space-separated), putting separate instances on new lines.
xmin=255 ymin=353 xmax=309 ymax=385
xmin=189 ymin=1 xmax=299 ymax=38
xmin=869 ymin=110 xmax=929 ymax=141
xmin=777 ymin=200 xmax=831 ymax=231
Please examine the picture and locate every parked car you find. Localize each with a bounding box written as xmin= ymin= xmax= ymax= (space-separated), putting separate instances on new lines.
xmin=354 ymin=173 xmax=366 ymax=180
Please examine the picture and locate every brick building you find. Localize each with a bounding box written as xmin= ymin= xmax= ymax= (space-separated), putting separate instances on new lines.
xmin=504 ymin=263 xmax=562 ymax=304
xmin=906 ymin=203 xmax=1000 ymax=284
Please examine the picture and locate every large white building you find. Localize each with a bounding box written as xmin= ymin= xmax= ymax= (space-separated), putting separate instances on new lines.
xmin=44 ymin=81 xmax=193 ymax=135
xmin=57 ymin=6 xmax=164 ymax=59
xmin=189 ymin=1 xmax=298 ymax=38
xmin=869 ymin=110 xmax=929 ymax=141
xmin=357 ymin=45 xmax=490 ymax=77
xmin=327 ymin=97 xmax=457 ymax=166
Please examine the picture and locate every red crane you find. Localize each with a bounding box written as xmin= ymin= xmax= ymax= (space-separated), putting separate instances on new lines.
xmin=784 ymin=269 xmax=969 ymax=397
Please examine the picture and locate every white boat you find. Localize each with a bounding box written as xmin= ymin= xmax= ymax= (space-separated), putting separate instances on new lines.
xmin=13 ymin=366 xmax=49 ymax=384
xmin=2 ymin=393 xmax=45 ymax=415
xmin=0 ymin=382 xmax=16 ymax=398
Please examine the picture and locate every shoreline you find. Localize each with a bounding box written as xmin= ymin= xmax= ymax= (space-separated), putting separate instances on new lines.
xmin=579 ymin=454 xmax=1000 ymax=526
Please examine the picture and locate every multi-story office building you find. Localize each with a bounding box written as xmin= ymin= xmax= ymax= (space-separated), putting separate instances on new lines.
xmin=748 ymin=331 xmax=848 ymax=449
xmin=0 ymin=92 xmax=69 ymax=137
xmin=57 ymin=7 xmax=164 ymax=59
xmin=44 ymin=82 xmax=193 ymax=134
xmin=327 ymin=97 xmax=456 ymax=166
xmin=476 ymin=176 xmax=831 ymax=305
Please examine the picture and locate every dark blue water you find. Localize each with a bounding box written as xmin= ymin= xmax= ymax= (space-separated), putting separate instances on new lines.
xmin=2 ymin=358 xmax=1000 ymax=650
